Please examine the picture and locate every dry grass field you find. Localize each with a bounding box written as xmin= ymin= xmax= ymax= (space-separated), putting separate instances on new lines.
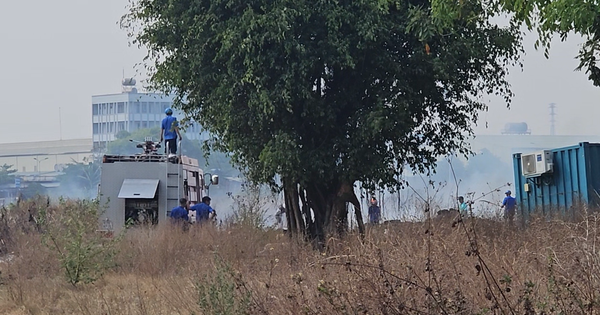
xmin=0 ymin=197 xmax=598 ymax=314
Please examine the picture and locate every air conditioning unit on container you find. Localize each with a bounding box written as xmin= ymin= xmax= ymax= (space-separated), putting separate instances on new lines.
xmin=521 ymin=150 xmax=553 ymax=177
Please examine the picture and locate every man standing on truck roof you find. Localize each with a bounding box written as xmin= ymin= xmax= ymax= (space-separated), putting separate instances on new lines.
xmin=169 ymin=198 xmax=190 ymax=223
xmin=160 ymin=108 xmax=182 ymax=155
xmin=501 ymin=190 xmax=517 ymax=225
xmin=190 ymin=196 xmax=215 ymax=224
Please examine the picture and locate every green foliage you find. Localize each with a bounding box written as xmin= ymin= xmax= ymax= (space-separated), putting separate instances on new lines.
xmin=114 ymin=130 xmax=131 ymax=140
xmin=435 ymin=0 xmax=600 ymax=85
xmin=196 ymin=256 xmax=251 ymax=315
xmin=124 ymin=0 xmax=522 ymax=236
xmin=124 ymin=0 xmax=521 ymax=188
xmin=0 ymin=164 xmax=16 ymax=186
xmin=529 ymin=1 xmax=600 ymax=85
xmin=38 ymin=198 xmax=119 ymax=286
xmin=107 ymin=127 xmax=162 ymax=155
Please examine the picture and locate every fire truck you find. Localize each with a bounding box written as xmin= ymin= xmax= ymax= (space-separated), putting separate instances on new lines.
xmin=97 ymin=139 xmax=217 ymax=233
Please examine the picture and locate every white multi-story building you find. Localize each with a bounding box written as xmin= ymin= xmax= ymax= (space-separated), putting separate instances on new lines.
xmin=92 ymin=79 xmax=206 ymax=151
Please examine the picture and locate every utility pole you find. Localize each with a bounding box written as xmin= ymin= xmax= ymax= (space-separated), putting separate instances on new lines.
xmin=33 ymin=157 xmax=49 ymax=173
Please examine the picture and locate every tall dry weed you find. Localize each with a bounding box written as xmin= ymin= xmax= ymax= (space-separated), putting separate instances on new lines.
xmin=2 ymin=197 xmax=600 ymax=314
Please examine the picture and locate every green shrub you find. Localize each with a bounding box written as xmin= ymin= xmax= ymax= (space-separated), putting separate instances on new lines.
xmin=39 ymin=198 xmax=119 ymax=286
xmin=196 ymin=256 xmax=252 ymax=315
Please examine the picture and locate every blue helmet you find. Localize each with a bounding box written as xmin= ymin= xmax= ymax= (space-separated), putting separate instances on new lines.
xmin=165 ymin=108 xmax=173 ymax=115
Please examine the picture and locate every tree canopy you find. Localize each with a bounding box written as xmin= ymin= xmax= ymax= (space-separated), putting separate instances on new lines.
xmin=0 ymin=164 xmax=16 ymax=186
xmin=510 ymin=0 xmax=600 ymax=86
xmin=124 ymin=0 xmax=522 ymax=240
xmin=433 ymin=0 xmax=600 ymax=86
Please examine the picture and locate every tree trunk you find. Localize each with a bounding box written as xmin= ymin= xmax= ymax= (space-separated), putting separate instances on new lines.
xmin=347 ymin=188 xmax=365 ymax=236
xmin=283 ymin=178 xmax=304 ymax=235
xmin=283 ymin=179 xmax=364 ymax=244
xmin=333 ymin=181 xmax=364 ymax=236
xmin=299 ymin=187 xmax=316 ymax=241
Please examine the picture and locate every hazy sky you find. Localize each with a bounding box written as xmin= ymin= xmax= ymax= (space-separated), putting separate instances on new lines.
xmin=1 ymin=1 xmax=598 ymax=144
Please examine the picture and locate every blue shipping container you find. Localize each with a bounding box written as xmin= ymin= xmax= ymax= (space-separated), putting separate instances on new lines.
xmin=513 ymin=142 xmax=600 ymax=217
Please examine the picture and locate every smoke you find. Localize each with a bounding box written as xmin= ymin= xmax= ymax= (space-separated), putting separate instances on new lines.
xmin=208 ymin=148 xmax=514 ymax=226
xmin=365 ymin=149 xmax=513 ymax=221
xmin=47 ymin=180 xmax=98 ymax=201
xmin=40 ymin=146 xmax=513 ymax=224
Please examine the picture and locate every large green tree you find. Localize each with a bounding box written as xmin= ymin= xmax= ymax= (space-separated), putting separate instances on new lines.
xmin=124 ymin=0 xmax=521 ymax=240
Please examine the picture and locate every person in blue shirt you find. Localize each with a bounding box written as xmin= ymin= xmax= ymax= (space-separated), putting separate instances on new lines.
xmin=501 ymin=190 xmax=517 ymax=225
xmin=458 ymin=196 xmax=469 ymax=216
xmin=190 ymin=196 xmax=215 ymax=224
xmin=368 ymin=197 xmax=381 ymax=224
xmin=169 ymin=198 xmax=189 ymax=223
xmin=160 ymin=108 xmax=182 ymax=155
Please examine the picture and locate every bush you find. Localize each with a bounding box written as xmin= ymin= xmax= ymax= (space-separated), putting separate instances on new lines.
xmin=196 ymin=255 xmax=252 ymax=315
xmin=38 ymin=198 xmax=119 ymax=286
xmin=226 ymin=183 xmax=271 ymax=229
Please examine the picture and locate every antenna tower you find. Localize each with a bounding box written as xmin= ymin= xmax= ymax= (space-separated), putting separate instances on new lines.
xmin=549 ymin=103 xmax=556 ymax=135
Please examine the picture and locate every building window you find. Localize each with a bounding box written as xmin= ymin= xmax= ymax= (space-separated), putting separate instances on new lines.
xmin=133 ymin=102 xmax=140 ymax=113
xmin=118 ymin=121 xmax=125 ymax=131
xmin=142 ymin=102 xmax=148 ymax=113
xmin=101 ymin=103 xmax=108 ymax=115
xmin=93 ymin=123 xmax=99 ymax=134
xmin=117 ymin=102 xmax=125 ymax=113
xmin=142 ymin=121 xmax=148 ymax=128
xmin=92 ymin=104 xmax=99 ymax=115
xmin=162 ymin=102 xmax=170 ymax=111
